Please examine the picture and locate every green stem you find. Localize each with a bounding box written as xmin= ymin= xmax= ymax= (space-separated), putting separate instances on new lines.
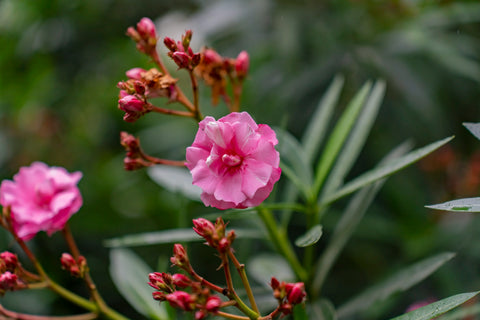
xmin=256 ymin=207 xmax=308 ymax=282
xmin=228 ymin=250 xmax=259 ymax=314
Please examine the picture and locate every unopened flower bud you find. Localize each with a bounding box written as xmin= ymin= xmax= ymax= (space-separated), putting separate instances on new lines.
xmin=118 ymin=95 xmax=147 ymax=122
xmin=133 ymin=81 xmax=146 ymax=96
xmin=166 ymin=291 xmax=195 ymax=311
xmin=152 ymin=291 xmax=167 ymax=301
xmin=205 ymin=295 xmax=222 ymax=313
xmin=195 ymin=310 xmax=207 ymax=320
xmin=126 ymin=68 xmax=146 ymax=80
xmin=164 ymin=37 xmax=177 ymax=52
xmin=191 ymin=53 xmax=202 ymax=67
xmin=0 ymin=252 xmax=18 ymax=272
xmin=285 ymin=282 xmax=306 ymax=304
xmin=192 ymin=218 xmax=216 ymax=239
xmin=172 ymin=273 xmax=191 ymax=288
xmin=136 ymin=18 xmax=157 ymax=40
xmin=182 ymin=30 xmax=193 ymax=50
xmin=172 ymin=52 xmax=191 ymax=69
xmin=0 ymin=272 xmax=18 ymax=291
xmin=235 ymin=51 xmax=249 ymax=79
xmin=202 ymin=49 xmax=223 ymax=65
xmin=170 ymin=244 xmax=191 ymax=271
xmin=218 ymin=237 xmax=230 ymax=252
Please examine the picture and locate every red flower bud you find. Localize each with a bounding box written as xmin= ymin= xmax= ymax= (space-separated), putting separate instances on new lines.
xmin=203 ymin=49 xmax=223 ymax=65
xmin=235 ymin=51 xmax=249 ymax=79
xmin=172 ymin=51 xmax=191 ymax=69
xmin=164 ymin=37 xmax=177 ymax=52
xmin=192 ymin=218 xmax=216 ymax=239
xmin=166 ymin=291 xmax=195 ymax=311
xmin=205 ymin=295 xmax=222 ymax=313
xmin=136 ymin=18 xmax=157 ymax=40
xmin=172 ymin=273 xmax=191 ymax=288
xmin=0 ymin=272 xmax=18 ymax=291
xmin=285 ymin=282 xmax=306 ymax=304
xmin=126 ymin=68 xmax=146 ymax=80
xmin=0 ymin=252 xmax=18 ymax=272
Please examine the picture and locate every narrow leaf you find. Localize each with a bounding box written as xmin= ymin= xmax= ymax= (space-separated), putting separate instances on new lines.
xmin=248 ymin=254 xmax=295 ymax=287
xmin=109 ymin=248 xmax=168 ymax=320
xmin=463 ymin=122 xmax=480 ymax=141
xmin=295 ymin=224 xmax=323 ymax=247
xmin=390 ymin=291 xmax=480 ymax=320
xmin=426 ymin=197 xmax=480 ymax=212
xmin=312 ymin=81 xmax=372 ymax=197
xmin=147 ymin=165 xmax=201 ymax=201
xmin=337 ymin=252 xmax=456 ymax=319
xmin=321 ymin=136 xmax=454 ymax=206
xmin=302 ymin=75 xmax=345 ymax=164
xmin=105 ymin=228 xmax=263 ymax=247
xmin=320 ymin=80 xmax=386 ymax=199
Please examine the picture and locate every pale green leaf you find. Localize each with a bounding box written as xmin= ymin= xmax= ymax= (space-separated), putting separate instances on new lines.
xmin=463 ymin=122 xmax=480 ymax=141
xmin=390 ymin=291 xmax=480 ymax=320
xmin=248 ymin=254 xmax=295 ymax=288
xmin=321 ymin=136 xmax=454 ymax=206
xmin=313 ymin=141 xmax=412 ymax=293
xmin=337 ymin=252 xmax=455 ymax=319
xmin=312 ymin=81 xmax=372 ymax=197
xmin=147 ymin=165 xmax=201 ymax=201
xmin=302 ymin=75 xmax=345 ymax=164
xmin=295 ymin=224 xmax=323 ymax=247
xmin=426 ymin=197 xmax=480 ymax=212
xmin=109 ymin=248 xmax=168 ymax=320
xmin=320 ymin=80 xmax=386 ymax=199
xmin=105 ymin=228 xmax=263 ymax=247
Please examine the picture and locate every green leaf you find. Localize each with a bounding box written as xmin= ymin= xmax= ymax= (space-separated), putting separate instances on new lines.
xmin=426 ymin=197 xmax=480 ymax=212
xmin=104 ymin=228 xmax=263 ymax=247
xmin=147 ymin=165 xmax=201 ymax=201
xmin=295 ymin=224 xmax=322 ymax=247
xmin=337 ymin=252 xmax=456 ymax=319
xmin=463 ymin=122 xmax=480 ymax=141
xmin=248 ymin=253 xmax=295 ymax=288
xmin=302 ymin=75 xmax=345 ymax=164
xmin=321 ymin=136 xmax=454 ymax=206
xmin=313 ymin=141 xmax=412 ymax=293
xmin=293 ymin=303 xmax=309 ymax=320
xmin=312 ymin=81 xmax=372 ymax=198
xmin=389 ymin=291 xmax=480 ymax=320
xmin=320 ymin=80 xmax=386 ymax=200
xmin=109 ymin=248 xmax=168 ymax=320
xmin=311 ymin=299 xmax=338 ymax=320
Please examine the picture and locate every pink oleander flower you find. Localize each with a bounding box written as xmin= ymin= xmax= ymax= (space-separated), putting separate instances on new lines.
xmin=0 ymin=162 xmax=82 ymax=241
xmin=186 ymin=112 xmax=281 ymax=209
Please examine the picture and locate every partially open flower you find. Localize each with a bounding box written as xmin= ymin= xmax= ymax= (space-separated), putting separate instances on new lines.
xmin=0 ymin=162 xmax=82 ymax=241
xmin=186 ymin=112 xmax=281 ymax=209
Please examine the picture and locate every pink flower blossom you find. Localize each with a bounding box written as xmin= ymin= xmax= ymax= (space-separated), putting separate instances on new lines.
xmin=186 ymin=112 xmax=281 ymax=209
xmin=0 ymin=162 xmax=82 ymax=241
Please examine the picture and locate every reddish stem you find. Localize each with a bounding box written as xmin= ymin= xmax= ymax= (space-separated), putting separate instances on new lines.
xmin=0 ymin=305 xmax=97 ymax=320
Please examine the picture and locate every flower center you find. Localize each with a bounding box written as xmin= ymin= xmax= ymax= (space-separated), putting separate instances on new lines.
xmin=222 ymin=153 xmax=242 ymax=167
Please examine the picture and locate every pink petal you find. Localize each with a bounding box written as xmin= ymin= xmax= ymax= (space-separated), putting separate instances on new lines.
xmin=214 ymin=170 xmax=246 ymax=204
xmin=190 ymin=161 xmax=220 ymax=194
xmin=241 ymin=159 xmax=273 ymax=198
xmin=186 ymin=146 xmax=210 ymax=169
xmin=220 ymin=112 xmax=258 ymax=131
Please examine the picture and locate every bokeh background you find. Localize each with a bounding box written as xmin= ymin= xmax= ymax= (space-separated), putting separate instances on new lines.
xmin=0 ymin=0 xmax=480 ymax=318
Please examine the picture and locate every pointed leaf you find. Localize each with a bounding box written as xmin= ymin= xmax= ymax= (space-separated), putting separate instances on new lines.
xmin=105 ymin=228 xmax=263 ymax=247
xmin=312 ymin=81 xmax=372 ymax=197
xmin=337 ymin=252 xmax=455 ymax=319
xmin=147 ymin=165 xmax=201 ymax=201
xmin=463 ymin=122 xmax=480 ymax=141
xmin=302 ymin=75 xmax=345 ymax=164
xmin=313 ymin=141 xmax=412 ymax=293
xmin=321 ymin=136 xmax=454 ymax=206
xmin=295 ymin=224 xmax=323 ymax=247
xmin=248 ymin=254 xmax=295 ymax=288
xmin=109 ymin=248 xmax=168 ymax=320
xmin=320 ymin=80 xmax=386 ymax=199
xmin=426 ymin=197 xmax=480 ymax=212
xmin=390 ymin=291 xmax=480 ymax=320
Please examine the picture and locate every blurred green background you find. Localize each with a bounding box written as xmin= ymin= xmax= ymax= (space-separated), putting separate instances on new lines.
xmin=0 ymin=0 xmax=480 ymax=318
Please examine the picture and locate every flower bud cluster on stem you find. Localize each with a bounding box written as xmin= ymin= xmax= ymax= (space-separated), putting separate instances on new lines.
xmin=149 ymin=218 xmax=306 ymax=319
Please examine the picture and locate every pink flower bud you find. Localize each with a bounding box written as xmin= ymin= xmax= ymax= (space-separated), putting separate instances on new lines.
xmin=0 ymin=252 xmax=18 ymax=272
xmin=202 ymin=49 xmax=223 ymax=65
xmin=235 ymin=51 xmax=249 ymax=79
xmin=152 ymin=291 xmax=167 ymax=301
xmin=164 ymin=37 xmax=177 ymax=51
xmin=172 ymin=273 xmax=191 ymax=288
xmin=192 ymin=218 xmax=216 ymax=239
xmin=285 ymin=282 xmax=306 ymax=304
xmin=166 ymin=291 xmax=195 ymax=311
xmin=148 ymin=272 xmax=168 ymax=291
xmin=170 ymin=244 xmax=191 ymax=271
xmin=205 ymin=295 xmax=222 ymax=313
xmin=172 ymin=51 xmax=191 ymax=69
xmin=136 ymin=18 xmax=157 ymax=40
xmin=0 ymin=272 xmax=18 ymax=291
xmin=118 ymin=95 xmax=147 ymax=122
xmin=126 ymin=68 xmax=146 ymax=80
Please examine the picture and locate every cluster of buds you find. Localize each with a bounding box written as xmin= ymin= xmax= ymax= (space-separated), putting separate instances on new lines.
xmin=117 ymin=68 xmax=178 ymax=122
xmin=195 ymin=48 xmax=249 ymax=107
xmin=126 ymin=17 xmax=157 ymax=55
xmin=60 ymin=253 xmax=87 ymax=278
xmin=192 ymin=218 xmax=235 ymax=253
xmin=164 ymin=30 xmax=202 ymax=70
xmin=270 ymin=277 xmax=307 ymax=315
xmin=149 ymin=249 xmax=223 ymax=320
xmin=0 ymin=252 xmax=27 ymax=295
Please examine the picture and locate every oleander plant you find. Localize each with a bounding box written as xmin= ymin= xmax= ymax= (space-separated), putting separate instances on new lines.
xmin=1 ymin=5 xmax=480 ymax=320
